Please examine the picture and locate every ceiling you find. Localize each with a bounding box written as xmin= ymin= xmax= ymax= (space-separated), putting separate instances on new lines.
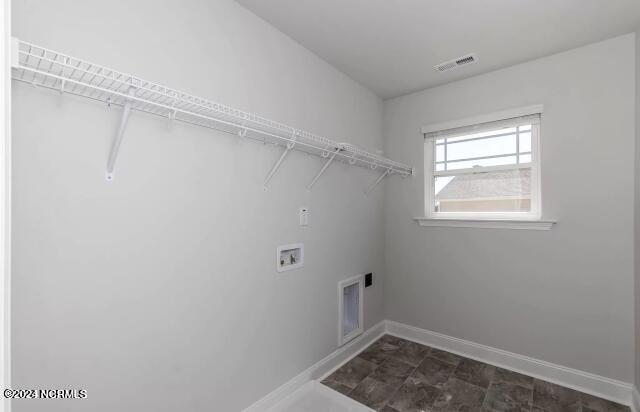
xmin=236 ymin=0 xmax=640 ymax=99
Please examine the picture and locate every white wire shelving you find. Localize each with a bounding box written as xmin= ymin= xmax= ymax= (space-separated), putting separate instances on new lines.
xmin=10 ymin=37 xmax=413 ymax=191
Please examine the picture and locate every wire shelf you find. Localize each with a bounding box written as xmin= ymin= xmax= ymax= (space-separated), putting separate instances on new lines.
xmin=11 ymin=38 xmax=414 ymax=179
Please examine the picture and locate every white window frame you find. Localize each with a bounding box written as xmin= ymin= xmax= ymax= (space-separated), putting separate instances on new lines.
xmin=423 ymin=107 xmax=542 ymax=221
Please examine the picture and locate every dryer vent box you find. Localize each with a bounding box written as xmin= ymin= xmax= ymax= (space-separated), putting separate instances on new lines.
xmin=338 ymin=275 xmax=364 ymax=346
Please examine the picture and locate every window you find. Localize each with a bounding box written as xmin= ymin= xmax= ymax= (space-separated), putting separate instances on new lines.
xmin=424 ymin=113 xmax=541 ymax=220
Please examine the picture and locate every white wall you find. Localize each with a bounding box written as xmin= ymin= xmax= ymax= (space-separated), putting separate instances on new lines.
xmin=383 ymin=34 xmax=635 ymax=383
xmin=635 ymin=30 xmax=640 ymax=402
xmin=11 ymin=1 xmax=386 ymax=411
xmin=1 ymin=0 xmax=12 ymax=411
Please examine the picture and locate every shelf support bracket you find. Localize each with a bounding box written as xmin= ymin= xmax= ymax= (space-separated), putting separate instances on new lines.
xmin=105 ymin=87 xmax=136 ymax=181
xmin=263 ymin=132 xmax=297 ymax=191
xmin=306 ymin=148 xmax=340 ymax=191
xmin=364 ymin=168 xmax=391 ymax=195
xmin=238 ymin=122 xmax=248 ymax=138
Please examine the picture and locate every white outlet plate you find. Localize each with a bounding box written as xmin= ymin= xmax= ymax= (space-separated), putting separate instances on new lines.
xmin=299 ymin=207 xmax=309 ymax=226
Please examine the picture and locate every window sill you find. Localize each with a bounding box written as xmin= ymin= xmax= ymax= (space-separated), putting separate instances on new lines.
xmin=414 ymin=217 xmax=556 ymax=230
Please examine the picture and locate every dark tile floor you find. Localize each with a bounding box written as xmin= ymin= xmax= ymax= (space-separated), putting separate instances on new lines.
xmin=321 ymin=335 xmax=629 ymax=412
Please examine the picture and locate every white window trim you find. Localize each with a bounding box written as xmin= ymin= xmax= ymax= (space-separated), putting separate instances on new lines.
xmin=418 ymin=106 xmax=555 ymax=229
xmin=421 ymin=104 xmax=543 ymax=134
xmin=413 ymin=218 xmax=555 ymax=230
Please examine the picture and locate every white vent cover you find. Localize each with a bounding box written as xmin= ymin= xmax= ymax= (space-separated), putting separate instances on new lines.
xmin=434 ymin=53 xmax=478 ymax=72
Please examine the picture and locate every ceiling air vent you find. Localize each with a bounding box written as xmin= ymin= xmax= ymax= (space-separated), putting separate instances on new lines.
xmin=434 ymin=53 xmax=478 ymax=72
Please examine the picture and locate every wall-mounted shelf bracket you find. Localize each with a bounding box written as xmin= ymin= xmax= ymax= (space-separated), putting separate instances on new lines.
xmin=105 ymin=86 xmax=136 ymax=181
xmin=263 ymin=132 xmax=297 ymax=191
xmin=364 ymin=168 xmax=391 ymax=195
xmin=306 ymin=147 xmax=341 ymax=191
xmin=238 ymin=122 xmax=248 ymax=138
xmin=59 ymin=57 xmax=70 ymax=94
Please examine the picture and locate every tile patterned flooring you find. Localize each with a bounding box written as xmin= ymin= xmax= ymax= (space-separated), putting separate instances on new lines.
xmin=321 ymin=335 xmax=629 ymax=412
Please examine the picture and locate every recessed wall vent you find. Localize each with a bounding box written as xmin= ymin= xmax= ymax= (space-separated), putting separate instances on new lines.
xmin=434 ymin=53 xmax=478 ymax=72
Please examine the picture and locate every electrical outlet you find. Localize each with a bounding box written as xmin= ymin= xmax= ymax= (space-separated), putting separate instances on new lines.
xmin=299 ymin=207 xmax=309 ymax=226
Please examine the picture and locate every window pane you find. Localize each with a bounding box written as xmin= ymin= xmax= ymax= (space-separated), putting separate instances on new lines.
xmin=519 ymin=124 xmax=532 ymax=132
xmin=519 ymin=132 xmax=531 ymax=153
xmin=436 ymin=145 xmax=445 ymax=162
xmin=446 ymin=155 xmax=517 ymax=170
xmin=434 ymin=168 xmax=532 ymax=213
xmin=447 ymin=134 xmax=516 ymax=161
xmin=435 ymin=163 xmax=445 ymax=171
xmin=519 ymin=154 xmax=532 ymax=163
xmin=435 ymin=175 xmax=454 ymax=195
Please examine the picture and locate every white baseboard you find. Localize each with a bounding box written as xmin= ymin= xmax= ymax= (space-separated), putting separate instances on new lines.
xmin=385 ymin=320 xmax=632 ymax=407
xmin=632 ymin=386 xmax=640 ymax=412
xmin=242 ymin=320 xmax=386 ymax=412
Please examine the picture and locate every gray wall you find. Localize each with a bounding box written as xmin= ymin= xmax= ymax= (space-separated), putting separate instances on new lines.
xmin=383 ymin=34 xmax=635 ymax=382
xmin=11 ymin=1 xmax=386 ymax=411
xmin=635 ymin=30 xmax=640 ymax=398
xmin=11 ymin=1 xmax=640 ymax=409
